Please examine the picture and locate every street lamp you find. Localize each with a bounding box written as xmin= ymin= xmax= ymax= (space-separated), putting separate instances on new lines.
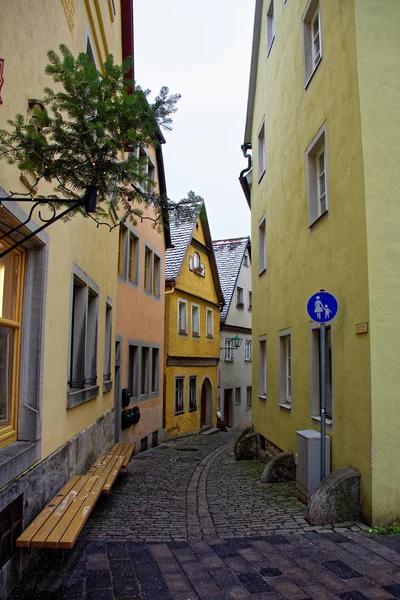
xmin=220 ymin=334 xmax=242 ymax=352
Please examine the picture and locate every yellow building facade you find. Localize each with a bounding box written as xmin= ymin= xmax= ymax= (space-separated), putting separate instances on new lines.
xmin=164 ymin=204 xmax=223 ymax=437
xmin=0 ymin=1 xmax=132 ymax=593
xmin=244 ymin=0 xmax=400 ymax=525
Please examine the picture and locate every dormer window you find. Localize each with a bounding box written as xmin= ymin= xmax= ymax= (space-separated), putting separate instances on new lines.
xmin=193 ymin=253 xmax=200 ymax=270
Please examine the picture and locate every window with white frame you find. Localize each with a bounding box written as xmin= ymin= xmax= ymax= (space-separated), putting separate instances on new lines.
xmin=236 ymin=286 xmax=244 ymax=308
xmin=302 ymin=0 xmax=322 ymax=86
xmin=103 ymin=301 xmax=112 ymax=385
xmin=266 ymin=0 xmax=275 ymax=56
xmin=245 ymin=339 xmax=252 ymax=361
xmin=306 ymin=123 xmax=328 ymax=227
xmin=248 ymin=291 xmax=252 ymax=311
xmin=69 ymin=270 xmax=99 ymax=400
xmin=235 ymin=387 xmax=241 ymax=405
xmin=206 ymin=308 xmax=214 ymax=338
xmin=174 ymin=376 xmax=185 ymax=415
xmin=310 ymin=325 xmax=333 ymax=421
xmin=258 ymin=337 xmax=267 ymax=398
xmin=178 ymin=299 xmax=188 ymax=334
xmin=189 ymin=376 xmax=197 ymax=412
xmin=193 ymin=252 xmax=200 ymax=270
xmin=257 ymin=121 xmax=266 ymax=181
xmin=279 ymin=330 xmax=292 ymax=407
xmin=191 ymin=304 xmax=200 ymax=337
xmin=258 ymin=214 xmax=267 ymax=274
xmin=246 ymin=386 xmax=252 ymax=409
xmin=224 ymin=338 xmax=233 ymax=361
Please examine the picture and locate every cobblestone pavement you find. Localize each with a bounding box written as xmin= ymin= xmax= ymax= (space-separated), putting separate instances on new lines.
xmin=9 ymin=430 xmax=400 ymax=600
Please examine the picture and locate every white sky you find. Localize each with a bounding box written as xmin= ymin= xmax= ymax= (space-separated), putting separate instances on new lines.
xmin=134 ymin=0 xmax=255 ymax=241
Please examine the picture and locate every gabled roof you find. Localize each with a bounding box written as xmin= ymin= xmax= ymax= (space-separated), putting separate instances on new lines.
xmin=244 ymin=0 xmax=263 ymax=145
xmin=212 ymin=236 xmax=251 ymax=323
xmin=165 ymin=201 xmax=225 ymax=305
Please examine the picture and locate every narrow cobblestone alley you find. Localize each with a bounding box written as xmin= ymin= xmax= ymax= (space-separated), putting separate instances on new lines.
xmin=8 ymin=431 xmax=400 ymax=600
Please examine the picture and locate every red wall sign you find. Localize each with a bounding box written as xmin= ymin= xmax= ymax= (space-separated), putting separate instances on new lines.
xmin=0 ymin=59 xmax=4 ymax=105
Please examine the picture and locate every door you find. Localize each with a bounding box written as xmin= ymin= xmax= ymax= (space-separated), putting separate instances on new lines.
xmin=114 ymin=339 xmax=121 ymax=442
xmin=224 ymin=388 xmax=233 ymax=427
xmin=200 ymin=377 xmax=213 ymax=428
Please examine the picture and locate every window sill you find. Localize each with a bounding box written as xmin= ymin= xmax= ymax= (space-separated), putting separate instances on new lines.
xmin=258 ymin=394 xmax=267 ymax=401
xmin=236 ymin=304 xmax=244 ymax=310
xmin=67 ymin=385 xmax=99 ymax=409
xmin=206 ymin=334 xmax=214 ymax=340
xmin=224 ymin=358 xmax=234 ymax=363
xmin=175 ymin=410 xmax=185 ymax=416
xmin=189 ymin=407 xmax=197 ymax=413
xmin=245 ymin=358 xmax=252 ymax=362
xmin=103 ymin=380 xmax=113 ymax=393
xmin=267 ymin=35 xmax=275 ymax=58
xmin=258 ymin=267 xmax=267 ymax=277
xmin=311 ymin=415 xmax=333 ymax=427
xmin=192 ymin=333 xmax=200 ymax=338
xmin=304 ymin=56 xmax=322 ymax=91
xmin=178 ymin=330 xmax=188 ymax=336
xmin=246 ymin=405 xmax=252 ymax=411
xmin=308 ymin=208 xmax=329 ymax=230
xmin=258 ymin=169 xmax=266 ymax=184
xmin=279 ymin=402 xmax=292 ymax=411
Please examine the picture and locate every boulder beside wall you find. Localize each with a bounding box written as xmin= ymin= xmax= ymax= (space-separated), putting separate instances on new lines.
xmin=234 ymin=427 xmax=258 ymax=460
xmin=260 ymin=452 xmax=295 ymax=483
xmin=307 ymin=467 xmax=361 ymax=525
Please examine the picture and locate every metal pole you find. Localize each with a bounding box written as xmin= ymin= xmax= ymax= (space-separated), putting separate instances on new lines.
xmin=320 ymin=322 xmax=326 ymax=480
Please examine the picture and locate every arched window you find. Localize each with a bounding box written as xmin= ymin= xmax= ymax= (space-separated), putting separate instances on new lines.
xmin=193 ymin=253 xmax=200 ymax=270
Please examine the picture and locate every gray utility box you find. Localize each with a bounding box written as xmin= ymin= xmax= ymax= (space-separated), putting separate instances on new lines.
xmin=296 ymin=429 xmax=330 ymax=504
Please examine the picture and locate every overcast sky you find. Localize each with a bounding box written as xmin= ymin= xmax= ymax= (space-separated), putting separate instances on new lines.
xmin=134 ymin=0 xmax=255 ymax=241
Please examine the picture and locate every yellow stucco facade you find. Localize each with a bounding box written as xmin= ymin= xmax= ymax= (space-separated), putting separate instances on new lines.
xmin=164 ymin=213 xmax=221 ymax=437
xmin=246 ymin=0 xmax=400 ymax=524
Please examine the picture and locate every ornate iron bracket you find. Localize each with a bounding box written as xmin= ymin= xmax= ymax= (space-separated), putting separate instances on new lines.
xmin=0 ymin=186 xmax=97 ymax=259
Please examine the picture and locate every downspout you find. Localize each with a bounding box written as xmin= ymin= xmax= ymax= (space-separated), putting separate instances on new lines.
xmin=239 ymin=143 xmax=252 ymax=207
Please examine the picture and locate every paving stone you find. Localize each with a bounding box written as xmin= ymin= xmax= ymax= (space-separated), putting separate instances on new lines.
xmin=237 ymin=572 xmax=272 ymax=594
xmin=322 ymin=560 xmax=362 ymax=580
xmin=383 ymin=583 xmax=400 ymax=597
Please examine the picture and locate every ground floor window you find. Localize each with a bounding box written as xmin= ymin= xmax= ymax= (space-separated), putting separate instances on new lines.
xmin=246 ymin=386 xmax=252 ymax=410
xmin=174 ymin=376 xmax=185 ymax=415
xmin=189 ymin=376 xmax=197 ymax=412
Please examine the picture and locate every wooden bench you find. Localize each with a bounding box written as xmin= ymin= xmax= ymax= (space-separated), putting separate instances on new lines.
xmin=16 ymin=443 xmax=135 ymax=550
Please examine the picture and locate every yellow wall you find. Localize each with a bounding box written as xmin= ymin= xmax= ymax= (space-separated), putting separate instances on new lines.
xmin=354 ymin=0 xmax=400 ymax=525
xmin=250 ymin=0 xmax=372 ymax=520
xmin=0 ymin=0 xmax=121 ymax=458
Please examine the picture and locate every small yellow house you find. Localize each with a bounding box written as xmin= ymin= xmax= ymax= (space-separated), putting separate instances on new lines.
xmin=164 ymin=202 xmax=224 ymax=437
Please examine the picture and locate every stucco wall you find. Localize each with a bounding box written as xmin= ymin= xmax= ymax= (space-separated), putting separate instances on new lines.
xmin=249 ymin=0 xmax=372 ymax=519
xmin=354 ymin=0 xmax=400 ymax=525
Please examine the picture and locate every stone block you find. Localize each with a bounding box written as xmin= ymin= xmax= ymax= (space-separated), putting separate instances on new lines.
xmin=260 ymin=451 xmax=295 ymax=483
xmin=307 ymin=468 xmax=361 ymax=526
xmin=234 ymin=428 xmax=258 ymax=461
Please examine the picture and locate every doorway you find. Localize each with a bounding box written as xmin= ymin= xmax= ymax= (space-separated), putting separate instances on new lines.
xmin=114 ymin=339 xmax=121 ymax=442
xmin=223 ymin=388 xmax=233 ymax=427
xmin=200 ymin=377 xmax=213 ymax=428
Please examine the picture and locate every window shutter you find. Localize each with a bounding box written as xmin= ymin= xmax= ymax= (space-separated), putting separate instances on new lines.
xmin=201 ymin=263 xmax=205 ymax=277
xmin=189 ymin=256 xmax=193 ymax=271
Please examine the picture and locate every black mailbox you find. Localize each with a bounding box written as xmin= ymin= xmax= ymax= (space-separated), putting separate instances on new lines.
xmin=121 ymin=388 xmax=131 ymax=408
xmin=121 ymin=406 xmax=141 ymax=429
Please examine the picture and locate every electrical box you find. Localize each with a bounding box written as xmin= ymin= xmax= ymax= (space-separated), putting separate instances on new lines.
xmin=296 ymin=429 xmax=330 ymax=504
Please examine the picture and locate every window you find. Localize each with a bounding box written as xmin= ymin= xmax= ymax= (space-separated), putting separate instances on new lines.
xmin=117 ymin=226 xmax=124 ymax=275
xmin=279 ymin=330 xmax=292 ymax=408
xmin=178 ymin=300 xmax=188 ymax=334
xmin=141 ymin=346 xmax=149 ymax=396
xmin=144 ymin=246 xmax=161 ymax=297
xmin=246 ymin=386 xmax=252 ymax=410
xmin=0 ymin=242 xmax=24 ymax=443
xmin=245 ymin=340 xmax=252 ymax=361
xmin=151 ymin=347 xmax=159 ymax=393
xmin=128 ymin=344 xmax=138 ymax=398
xmin=153 ymin=254 xmax=160 ymax=296
xmin=236 ymin=286 xmax=244 ymax=308
xmin=302 ymin=0 xmax=323 ymax=86
xmin=235 ymin=387 xmax=241 ymax=405
xmin=103 ymin=301 xmax=112 ymax=388
xmin=266 ymin=0 xmax=275 ymax=56
xmin=258 ymin=214 xmax=267 ymax=274
xmin=248 ymin=291 xmax=252 ymax=311
xmin=306 ymin=123 xmax=328 ymax=227
xmin=68 ymin=268 xmax=99 ymax=407
xmin=147 ymin=160 xmax=156 ymax=193
xmin=224 ymin=338 xmax=233 ymax=361
xmin=174 ymin=376 xmax=185 ymax=415
xmin=191 ymin=304 xmax=200 ymax=337
xmin=144 ymin=246 xmax=151 ymax=292
xmin=128 ymin=233 xmax=137 ymax=282
xmin=206 ymin=308 xmax=214 ymax=338
xmin=311 ymin=325 xmax=333 ymax=421
xmin=258 ymin=337 xmax=267 ymax=398
xmin=189 ymin=376 xmax=197 ymax=412
xmin=257 ymin=121 xmax=266 ymax=181
xmin=193 ymin=252 xmax=200 ymax=270
xmin=243 ymin=254 xmax=249 ymax=267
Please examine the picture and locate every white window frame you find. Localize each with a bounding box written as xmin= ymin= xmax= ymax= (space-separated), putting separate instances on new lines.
xmin=302 ymin=0 xmax=323 ymax=87
xmin=191 ymin=303 xmax=200 ymax=337
xmin=224 ymin=338 xmax=233 ymax=361
xmin=246 ymin=386 xmax=252 ymax=410
xmin=258 ymin=336 xmax=267 ymax=399
xmin=178 ymin=299 xmax=188 ymax=334
xmin=193 ymin=252 xmax=200 ymax=270
xmin=257 ymin=120 xmax=266 ymax=182
xmin=174 ymin=376 xmax=185 ymax=415
xmin=236 ymin=286 xmax=244 ymax=308
xmin=310 ymin=323 xmax=333 ymax=424
xmin=245 ymin=339 xmax=252 ymax=361
xmin=266 ymin=0 xmax=275 ymax=56
xmin=306 ymin=123 xmax=329 ymax=228
xmin=279 ymin=328 xmax=292 ymax=409
xmin=206 ymin=308 xmax=214 ymax=339
xmin=258 ymin=214 xmax=267 ymax=275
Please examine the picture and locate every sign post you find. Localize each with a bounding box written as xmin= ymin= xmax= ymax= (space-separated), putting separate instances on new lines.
xmin=306 ymin=290 xmax=338 ymax=480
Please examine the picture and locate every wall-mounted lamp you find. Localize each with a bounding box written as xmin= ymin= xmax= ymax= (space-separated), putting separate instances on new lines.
xmin=221 ymin=334 xmax=242 ymax=351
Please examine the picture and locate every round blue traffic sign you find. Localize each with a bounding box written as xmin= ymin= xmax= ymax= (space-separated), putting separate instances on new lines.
xmin=307 ymin=291 xmax=338 ymax=323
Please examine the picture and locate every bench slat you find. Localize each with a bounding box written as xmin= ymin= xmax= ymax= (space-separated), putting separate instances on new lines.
xmin=16 ymin=476 xmax=82 ymax=548
xmin=122 ymin=444 xmax=135 ymax=467
xmin=44 ymin=475 xmax=104 ymax=548
xmin=58 ymin=475 xmax=106 ymax=549
xmin=103 ymin=455 xmax=124 ymax=494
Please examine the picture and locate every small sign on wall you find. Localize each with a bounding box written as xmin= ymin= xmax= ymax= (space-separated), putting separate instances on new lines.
xmin=0 ymin=59 xmax=4 ymax=105
xmin=356 ymin=322 xmax=368 ymax=334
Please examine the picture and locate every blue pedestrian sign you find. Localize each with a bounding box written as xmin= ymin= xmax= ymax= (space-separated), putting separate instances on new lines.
xmin=307 ymin=291 xmax=338 ymax=323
